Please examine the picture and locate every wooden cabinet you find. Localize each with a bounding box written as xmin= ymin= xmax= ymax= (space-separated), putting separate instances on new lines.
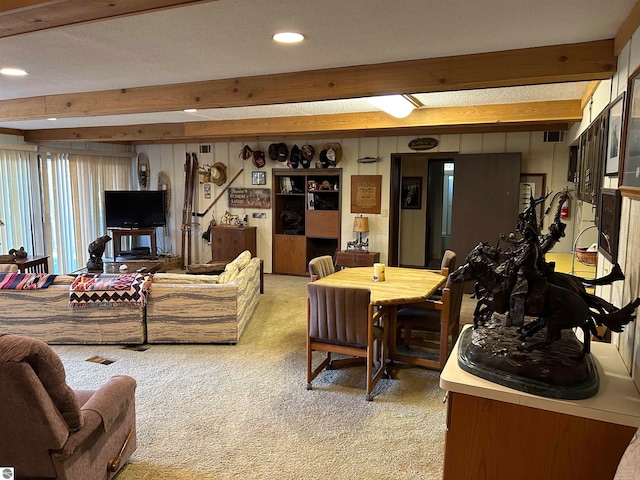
xmin=210 ymin=226 xmax=257 ymax=262
xmin=440 ymin=333 xmax=640 ymax=480
xmin=335 ymin=251 xmax=380 ymax=269
xmin=273 ymin=234 xmax=306 ymax=274
xmin=272 ymin=168 xmax=342 ymax=275
xmin=571 ymin=110 xmax=608 ymax=207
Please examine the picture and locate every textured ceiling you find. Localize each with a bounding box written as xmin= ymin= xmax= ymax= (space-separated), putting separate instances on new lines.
xmin=0 ymin=0 xmax=634 ymax=131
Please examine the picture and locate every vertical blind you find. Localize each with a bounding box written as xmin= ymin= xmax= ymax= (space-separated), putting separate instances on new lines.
xmin=40 ymin=152 xmax=134 ymax=273
xmin=0 ymin=148 xmax=36 ymax=256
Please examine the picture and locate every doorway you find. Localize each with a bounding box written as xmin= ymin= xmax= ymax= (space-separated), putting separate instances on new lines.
xmin=389 ymin=152 xmax=456 ymax=268
xmin=426 ymin=160 xmax=455 ymax=268
xmin=388 ymin=152 xmax=522 ymax=271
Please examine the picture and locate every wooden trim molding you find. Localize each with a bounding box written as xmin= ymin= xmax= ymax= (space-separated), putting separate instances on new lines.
xmin=0 ymin=0 xmax=219 ymax=38
xmin=21 ymin=100 xmax=581 ymax=143
xmin=0 ymin=40 xmax=615 ymax=123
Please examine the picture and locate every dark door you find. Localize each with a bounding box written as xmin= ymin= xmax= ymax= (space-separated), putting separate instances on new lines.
xmin=450 ymin=153 xmax=522 ymax=282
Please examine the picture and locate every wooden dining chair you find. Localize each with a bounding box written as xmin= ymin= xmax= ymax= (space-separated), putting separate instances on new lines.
xmin=306 ymin=283 xmax=388 ymax=401
xmin=308 ymin=255 xmax=335 ymax=282
xmin=393 ymin=274 xmax=464 ymax=370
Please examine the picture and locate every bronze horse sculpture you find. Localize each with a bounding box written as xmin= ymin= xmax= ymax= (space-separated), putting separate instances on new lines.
xmin=450 ymin=242 xmax=640 ymax=356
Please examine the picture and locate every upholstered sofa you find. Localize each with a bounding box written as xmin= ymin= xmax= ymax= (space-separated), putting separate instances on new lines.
xmin=0 ymin=274 xmax=146 ymax=344
xmin=146 ymin=254 xmax=262 ymax=344
xmin=0 ymin=252 xmax=262 ymax=345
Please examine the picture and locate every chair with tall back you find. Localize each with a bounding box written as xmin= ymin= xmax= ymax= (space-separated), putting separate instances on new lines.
xmin=392 ymin=273 xmax=465 ymax=371
xmin=0 ymin=334 xmax=137 ymax=480
xmin=307 ymin=283 xmax=388 ymax=401
xmin=308 ymin=255 xmax=335 ymax=281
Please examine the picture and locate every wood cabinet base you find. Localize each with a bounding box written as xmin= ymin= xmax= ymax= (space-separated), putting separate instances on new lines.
xmin=444 ymin=392 xmax=635 ymax=480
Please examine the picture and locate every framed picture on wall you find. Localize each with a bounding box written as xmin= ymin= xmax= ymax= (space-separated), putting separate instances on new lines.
xmin=351 ymin=175 xmax=382 ymax=214
xmin=621 ymin=65 xmax=640 ymax=199
xmin=519 ymin=173 xmax=546 ymax=221
xmin=597 ymin=188 xmax=622 ymax=263
xmin=401 ymin=177 xmax=422 ymax=209
xmin=605 ymin=93 xmax=625 ymax=176
xmin=251 ymin=171 xmax=266 ymax=185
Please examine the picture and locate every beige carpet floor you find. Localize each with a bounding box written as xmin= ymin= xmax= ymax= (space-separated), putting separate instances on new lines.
xmin=54 ymin=274 xmax=450 ymax=480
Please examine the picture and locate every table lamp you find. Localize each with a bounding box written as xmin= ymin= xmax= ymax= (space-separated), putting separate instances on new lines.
xmin=352 ymin=216 xmax=369 ymax=252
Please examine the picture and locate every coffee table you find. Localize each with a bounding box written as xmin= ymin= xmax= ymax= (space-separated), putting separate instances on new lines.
xmin=70 ymin=260 xmax=165 ymax=275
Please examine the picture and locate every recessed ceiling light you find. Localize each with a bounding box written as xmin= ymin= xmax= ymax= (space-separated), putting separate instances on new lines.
xmin=273 ymin=32 xmax=304 ymax=44
xmin=184 ymin=108 xmax=198 ymax=113
xmin=47 ymin=118 xmax=57 ymax=121
xmin=0 ymin=67 xmax=28 ymax=76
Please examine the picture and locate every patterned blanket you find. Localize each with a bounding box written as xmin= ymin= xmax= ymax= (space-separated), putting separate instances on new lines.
xmin=69 ymin=273 xmax=153 ymax=308
xmin=0 ymin=273 xmax=57 ymax=290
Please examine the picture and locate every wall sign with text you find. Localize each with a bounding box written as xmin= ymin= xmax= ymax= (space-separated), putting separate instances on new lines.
xmin=350 ymin=175 xmax=382 ymax=214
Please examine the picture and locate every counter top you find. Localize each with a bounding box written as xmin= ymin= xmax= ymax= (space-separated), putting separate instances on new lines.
xmin=440 ymin=325 xmax=640 ymax=427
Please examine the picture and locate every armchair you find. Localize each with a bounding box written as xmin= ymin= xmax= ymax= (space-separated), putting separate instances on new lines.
xmin=0 ymin=334 xmax=136 ymax=480
xmin=307 ymin=283 xmax=388 ymax=400
xmin=308 ymin=255 xmax=335 ymax=281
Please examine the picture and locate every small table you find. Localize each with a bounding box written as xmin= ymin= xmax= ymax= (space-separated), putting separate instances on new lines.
xmin=0 ymin=255 xmax=49 ymax=273
xmin=110 ymin=228 xmax=157 ymax=259
xmin=335 ymin=251 xmax=380 ymax=269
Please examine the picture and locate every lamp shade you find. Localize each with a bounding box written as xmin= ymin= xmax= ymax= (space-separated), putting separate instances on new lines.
xmin=353 ymin=216 xmax=369 ymax=233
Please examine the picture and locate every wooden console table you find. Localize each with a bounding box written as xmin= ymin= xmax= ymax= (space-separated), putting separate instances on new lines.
xmin=110 ymin=228 xmax=157 ymax=259
xmin=440 ymin=326 xmax=640 ymax=480
xmin=0 ymin=255 xmax=49 ymax=273
xmin=335 ymin=251 xmax=380 ymax=269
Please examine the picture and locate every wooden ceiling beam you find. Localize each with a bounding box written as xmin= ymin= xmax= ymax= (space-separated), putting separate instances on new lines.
xmin=22 ymin=99 xmax=582 ymax=143
xmin=1 ymin=40 xmax=615 ymax=123
xmin=0 ymin=0 xmax=219 ymax=38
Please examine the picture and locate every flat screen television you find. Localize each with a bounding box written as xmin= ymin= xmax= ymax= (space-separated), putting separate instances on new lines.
xmin=105 ymin=190 xmax=167 ymax=228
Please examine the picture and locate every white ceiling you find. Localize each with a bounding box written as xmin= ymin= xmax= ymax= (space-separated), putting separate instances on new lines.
xmin=0 ymin=0 xmax=635 ymax=131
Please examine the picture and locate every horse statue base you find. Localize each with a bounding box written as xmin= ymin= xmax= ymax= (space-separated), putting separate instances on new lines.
xmin=458 ymin=318 xmax=599 ymax=400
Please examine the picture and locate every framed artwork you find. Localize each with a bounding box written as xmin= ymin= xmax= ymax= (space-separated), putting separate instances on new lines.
xmin=620 ymin=65 xmax=640 ymax=199
xmin=401 ymin=177 xmax=422 ymax=209
xmin=351 ymin=175 xmax=382 ymax=214
xmin=228 ymin=188 xmax=271 ymax=208
xmin=519 ymin=173 xmax=546 ymax=221
xmin=251 ymin=171 xmax=266 ymax=185
xmin=605 ymin=93 xmax=624 ymax=176
xmin=597 ymin=188 xmax=622 ymax=264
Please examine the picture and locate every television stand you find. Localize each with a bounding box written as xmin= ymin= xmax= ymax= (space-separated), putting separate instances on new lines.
xmin=110 ymin=228 xmax=157 ymax=260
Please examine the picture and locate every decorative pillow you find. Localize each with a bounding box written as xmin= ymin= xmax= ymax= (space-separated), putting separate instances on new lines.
xmin=218 ymin=263 xmax=240 ymax=284
xmin=230 ymin=250 xmax=252 ymax=271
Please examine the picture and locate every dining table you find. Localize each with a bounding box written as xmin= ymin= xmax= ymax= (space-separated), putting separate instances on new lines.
xmin=313 ymin=265 xmax=448 ymax=365
xmin=313 ymin=265 xmax=447 ymax=306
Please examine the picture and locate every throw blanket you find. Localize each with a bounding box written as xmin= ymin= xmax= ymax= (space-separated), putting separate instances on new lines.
xmin=0 ymin=272 xmax=57 ymax=290
xmin=69 ymin=273 xmax=152 ymax=308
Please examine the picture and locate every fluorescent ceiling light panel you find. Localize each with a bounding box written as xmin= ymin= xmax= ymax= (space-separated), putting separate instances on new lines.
xmin=366 ymin=94 xmax=419 ymax=118
xmin=273 ymin=32 xmax=304 ymax=43
xmin=0 ymin=67 xmax=28 ymax=76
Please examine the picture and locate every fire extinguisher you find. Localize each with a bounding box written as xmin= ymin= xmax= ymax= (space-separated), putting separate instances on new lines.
xmin=560 ymin=198 xmax=569 ymax=219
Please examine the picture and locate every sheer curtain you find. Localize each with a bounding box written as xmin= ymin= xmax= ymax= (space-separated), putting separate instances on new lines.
xmin=41 ymin=151 xmax=134 ymax=273
xmin=0 ymin=148 xmax=37 ymax=256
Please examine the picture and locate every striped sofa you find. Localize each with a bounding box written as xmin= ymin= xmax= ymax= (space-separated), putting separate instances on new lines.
xmin=0 ymin=253 xmax=262 ymax=345
xmin=0 ymin=274 xmax=146 ymax=344
xmin=145 ymin=255 xmax=262 ymax=344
